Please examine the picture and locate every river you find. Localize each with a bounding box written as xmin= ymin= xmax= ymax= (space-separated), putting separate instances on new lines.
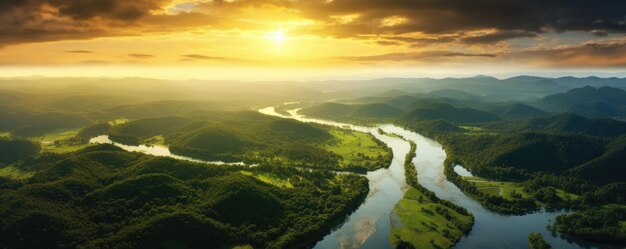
xmin=258 ymin=107 xmax=615 ymax=249
xmin=90 ymin=107 xmax=615 ymax=249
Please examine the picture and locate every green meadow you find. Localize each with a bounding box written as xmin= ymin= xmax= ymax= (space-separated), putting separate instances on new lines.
xmin=391 ymin=187 xmax=474 ymax=249
xmin=321 ymin=129 xmax=391 ymax=170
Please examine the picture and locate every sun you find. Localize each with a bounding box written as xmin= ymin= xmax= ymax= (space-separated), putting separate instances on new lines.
xmin=270 ymin=29 xmax=286 ymax=45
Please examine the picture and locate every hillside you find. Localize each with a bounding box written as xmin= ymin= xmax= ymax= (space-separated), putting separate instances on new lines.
xmin=444 ymin=132 xmax=606 ymax=173
xmin=571 ymin=135 xmax=626 ymax=184
xmin=401 ymin=103 xmax=500 ymax=123
xmin=537 ymin=86 xmax=626 ymax=117
xmin=427 ymin=89 xmax=483 ymax=102
xmin=494 ymin=114 xmax=626 ymax=137
xmin=486 ymin=103 xmax=548 ymax=119
xmin=0 ymin=145 xmax=369 ymax=249
xmin=300 ymin=102 xmax=401 ymax=119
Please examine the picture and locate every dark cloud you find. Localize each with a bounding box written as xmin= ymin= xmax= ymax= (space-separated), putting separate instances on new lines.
xmin=505 ymin=40 xmax=626 ymax=66
xmin=0 ymin=0 xmax=194 ymax=46
xmin=338 ymin=51 xmax=497 ymax=62
xmin=460 ymin=30 xmax=538 ymax=44
xmin=128 ymin=53 xmax=154 ymax=58
xmin=376 ymin=36 xmax=459 ymax=46
xmin=294 ymin=0 xmax=626 ymax=35
xmin=590 ymin=30 xmax=609 ymax=37
xmin=1 ymin=0 xmax=626 ymax=49
xmin=0 ymin=29 xmax=108 ymax=47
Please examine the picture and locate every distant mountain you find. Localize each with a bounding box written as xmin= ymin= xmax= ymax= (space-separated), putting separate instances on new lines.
xmin=352 ymin=103 xmax=402 ymax=118
xmin=401 ymin=103 xmax=500 ymax=123
xmin=554 ymin=76 xmax=626 ymax=89
xmin=386 ymin=95 xmax=423 ymax=110
xmin=373 ymin=89 xmax=410 ymax=98
xmin=486 ymin=103 xmax=548 ymax=119
xmin=537 ymin=86 xmax=626 ymax=117
xmin=426 ymin=89 xmax=483 ymax=102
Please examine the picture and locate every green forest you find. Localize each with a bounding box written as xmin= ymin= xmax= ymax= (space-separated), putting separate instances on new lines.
xmin=1 ymin=77 xmax=626 ymax=248
xmin=0 ymin=144 xmax=369 ymax=248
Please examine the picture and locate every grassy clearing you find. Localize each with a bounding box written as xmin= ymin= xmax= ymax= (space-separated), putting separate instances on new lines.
xmin=0 ymin=131 xmax=10 ymax=138
xmin=28 ymin=128 xmax=90 ymax=153
xmin=108 ymin=118 xmax=129 ymax=126
xmin=464 ymin=176 xmax=579 ymax=203
xmin=460 ymin=126 xmax=483 ymax=132
xmin=144 ymin=135 xmax=165 ymax=145
xmin=391 ymin=187 xmax=474 ymax=249
xmin=240 ymin=171 xmax=293 ymax=188
xmin=465 ymin=176 xmax=530 ymax=200
xmin=0 ymin=166 xmax=34 ymax=179
xmin=320 ymin=129 xmax=391 ymax=170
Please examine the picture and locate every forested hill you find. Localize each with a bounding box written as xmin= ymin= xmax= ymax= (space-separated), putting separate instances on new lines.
xmin=537 ymin=86 xmax=626 ymax=117
xmin=0 ymin=145 xmax=369 ymax=249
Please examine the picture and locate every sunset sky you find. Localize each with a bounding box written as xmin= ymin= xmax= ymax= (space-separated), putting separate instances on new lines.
xmin=1 ymin=0 xmax=625 ymax=79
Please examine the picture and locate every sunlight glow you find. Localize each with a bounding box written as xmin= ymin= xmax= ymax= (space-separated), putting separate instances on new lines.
xmin=271 ymin=29 xmax=286 ymax=45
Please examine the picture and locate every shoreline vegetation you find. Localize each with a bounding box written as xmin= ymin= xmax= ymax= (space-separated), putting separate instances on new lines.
xmin=104 ymin=114 xmax=393 ymax=173
xmin=528 ymin=232 xmax=552 ymax=249
xmin=391 ymin=141 xmax=474 ymax=249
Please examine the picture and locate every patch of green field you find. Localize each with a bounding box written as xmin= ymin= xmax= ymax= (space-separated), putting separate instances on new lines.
xmin=460 ymin=126 xmax=483 ymax=131
xmin=555 ymin=188 xmax=580 ymax=201
xmin=464 ymin=176 xmax=530 ymax=200
xmin=0 ymin=131 xmax=10 ymax=138
xmin=391 ymin=187 xmax=474 ymax=249
xmin=28 ymin=128 xmax=90 ymax=153
xmin=144 ymin=135 xmax=165 ymax=145
xmin=240 ymin=171 xmax=293 ymax=188
xmin=0 ymin=166 xmax=34 ymax=179
xmin=109 ymin=118 xmax=129 ymax=126
xmin=320 ymin=129 xmax=391 ymax=170
xmin=465 ymin=176 xmax=580 ymax=203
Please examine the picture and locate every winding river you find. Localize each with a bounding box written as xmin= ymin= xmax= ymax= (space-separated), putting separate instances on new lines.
xmin=258 ymin=107 xmax=615 ymax=249
xmin=90 ymin=106 xmax=616 ymax=249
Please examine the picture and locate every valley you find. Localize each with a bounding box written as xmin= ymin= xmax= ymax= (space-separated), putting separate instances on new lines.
xmin=0 ymin=76 xmax=625 ymax=249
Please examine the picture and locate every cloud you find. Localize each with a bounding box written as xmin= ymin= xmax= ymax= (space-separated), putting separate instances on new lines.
xmin=376 ymin=35 xmax=458 ymax=46
xmin=460 ymin=30 xmax=538 ymax=44
xmin=65 ymin=50 xmax=93 ymax=53
xmin=505 ymin=40 xmax=626 ymax=67
xmin=0 ymin=0 xmax=207 ymax=46
xmin=0 ymin=0 xmax=625 ymax=71
xmin=181 ymin=54 xmax=232 ymax=60
xmin=590 ymin=30 xmax=609 ymax=37
xmin=128 ymin=53 xmax=154 ymax=58
xmin=338 ymin=51 xmax=497 ymax=62
xmin=294 ymin=0 xmax=626 ymax=35
xmin=2 ymin=0 xmax=626 ymax=47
